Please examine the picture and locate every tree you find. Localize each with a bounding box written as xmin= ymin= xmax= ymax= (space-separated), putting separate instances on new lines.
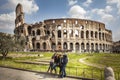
xmin=0 ymin=33 xmax=14 ymax=59
xmin=14 ymin=35 xmax=26 ymax=51
xmin=0 ymin=32 xmax=26 ymax=59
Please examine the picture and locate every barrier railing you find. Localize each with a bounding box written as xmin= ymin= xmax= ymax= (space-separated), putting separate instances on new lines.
xmin=36 ymin=64 xmax=120 ymax=80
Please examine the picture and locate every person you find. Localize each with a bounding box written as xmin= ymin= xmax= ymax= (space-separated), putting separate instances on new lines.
xmin=51 ymin=53 xmax=59 ymax=74
xmin=47 ymin=52 xmax=56 ymax=73
xmin=47 ymin=58 xmax=54 ymax=73
xmin=59 ymin=54 xmax=68 ymax=78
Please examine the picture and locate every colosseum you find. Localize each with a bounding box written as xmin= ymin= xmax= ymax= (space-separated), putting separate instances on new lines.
xmin=14 ymin=3 xmax=113 ymax=53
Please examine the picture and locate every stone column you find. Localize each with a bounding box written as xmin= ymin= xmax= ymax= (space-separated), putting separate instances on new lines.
xmin=73 ymin=42 xmax=76 ymax=52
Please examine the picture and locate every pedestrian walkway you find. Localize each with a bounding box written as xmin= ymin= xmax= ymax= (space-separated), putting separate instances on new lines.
xmin=0 ymin=67 xmax=80 ymax=80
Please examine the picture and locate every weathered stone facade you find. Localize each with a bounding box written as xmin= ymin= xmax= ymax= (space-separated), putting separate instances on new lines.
xmin=113 ymin=41 xmax=120 ymax=53
xmin=14 ymin=3 xmax=113 ymax=53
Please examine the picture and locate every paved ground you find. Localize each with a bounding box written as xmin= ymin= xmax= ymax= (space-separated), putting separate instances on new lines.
xmin=0 ymin=67 xmax=80 ymax=80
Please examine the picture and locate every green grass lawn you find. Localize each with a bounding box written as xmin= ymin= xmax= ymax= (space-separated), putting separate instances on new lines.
xmin=0 ymin=52 xmax=120 ymax=80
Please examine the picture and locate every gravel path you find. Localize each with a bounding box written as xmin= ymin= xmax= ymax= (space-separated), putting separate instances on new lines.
xmin=0 ymin=67 xmax=80 ymax=80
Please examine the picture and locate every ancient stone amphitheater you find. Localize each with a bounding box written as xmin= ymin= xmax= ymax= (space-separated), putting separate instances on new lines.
xmin=14 ymin=3 xmax=113 ymax=53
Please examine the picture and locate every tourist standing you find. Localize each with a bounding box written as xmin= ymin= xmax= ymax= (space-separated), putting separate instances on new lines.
xmin=60 ymin=54 xmax=68 ymax=78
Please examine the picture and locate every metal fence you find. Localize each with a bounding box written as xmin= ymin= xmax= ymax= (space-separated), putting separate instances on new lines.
xmin=37 ymin=64 xmax=120 ymax=80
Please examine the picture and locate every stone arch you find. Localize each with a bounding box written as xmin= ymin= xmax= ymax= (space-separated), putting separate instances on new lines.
xmin=70 ymin=43 xmax=73 ymax=50
xmin=80 ymin=25 xmax=84 ymax=29
xmin=32 ymin=30 xmax=35 ymax=36
xmin=99 ymin=44 xmax=102 ymax=50
xmin=91 ymin=31 xmax=93 ymax=38
xmin=58 ymin=30 xmax=61 ymax=38
xmin=86 ymin=43 xmax=90 ymax=52
xmin=69 ymin=29 xmax=73 ymax=37
xmin=51 ymin=43 xmax=56 ymax=50
xmin=95 ymin=43 xmax=98 ymax=51
xmin=75 ymin=29 xmax=79 ymax=37
xmin=63 ymin=42 xmax=67 ymax=50
xmin=37 ymin=29 xmax=40 ymax=35
xmin=95 ymin=31 xmax=98 ymax=38
xmin=86 ymin=31 xmax=89 ymax=39
xmin=58 ymin=42 xmax=61 ymax=50
xmin=81 ymin=31 xmax=84 ymax=38
xmin=32 ymin=38 xmax=36 ymax=49
xmin=103 ymin=44 xmax=105 ymax=52
xmin=47 ymin=30 xmax=50 ymax=35
xmin=91 ymin=43 xmax=94 ymax=52
xmin=99 ymin=32 xmax=101 ymax=40
xmin=102 ymin=33 xmax=104 ymax=40
xmin=43 ymin=42 xmax=46 ymax=50
xmin=63 ymin=29 xmax=67 ymax=38
xmin=81 ymin=43 xmax=84 ymax=51
xmin=36 ymin=42 xmax=40 ymax=49
xmin=75 ymin=42 xmax=79 ymax=51
xmin=28 ymin=26 xmax=32 ymax=35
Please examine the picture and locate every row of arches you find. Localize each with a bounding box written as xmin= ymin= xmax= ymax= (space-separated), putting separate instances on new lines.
xmin=33 ymin=42 xmax=112 ymax=52
xmin=57 ymin=30 xmax=111 ymax=41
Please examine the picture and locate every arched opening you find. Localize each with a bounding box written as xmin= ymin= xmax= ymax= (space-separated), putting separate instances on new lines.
xmin=63 ymin=42 xmax=67 ymax=50
xmin=36 ymin=43 xmax=40 ymax=49
xmin=91 ymin=43 xmax=94 ymax=52
xmin=99 ymin=44 xmax=102 ymax=50
xmin=99 ymin=32 xmax=101 ymax=40
xmin=95 ymin=32 xmax=97 ymax=38
xmin=102 ymin=33 xmax=104 ymax=40
xmin=43 ymin=42 xmax=46 ymax=50
xmin=28 ymin=26 xmax=31 ymax=35
xmin=75 ymin=43 xmax=79 ymax=51
xmin=86 ymin=43 xmax=90 ymax=52
xmin=51 ymin=43 xmax=56 ymax=50
xmin=91 ymin=31 xmax=93 ymax=38
xmin=37 ymin=29 xmax=40 ymax=35
xmin=58 ymin=30 xmax=61 ymax=38
xmin=80 ymin=25 xmax=84 ymax=29
xmin=69 ymin=29 xmax=73 ymax=37
xmin=32 ymin=38 xmax=35 ymax=49
xmin=70 ymin=43 xmax=73 ymax=50
xmin=86 ymin=31 xmax=89 ymax=39
xmin=47 ymin=30 xmax=50 ymax=36
xmin=58 ymin=42 xmax=61 ymax=50
xmin=81 ymin=43 xmax=84 ymax=52
xmin=63 ymin=29 xmax=67 ymax=38
xmin=103 ymin=44 xmax=105 ymax=52
xmin=81 ymin=31 xmax=84 ymax=38
xmin=95 ymin=43 xmax=98 ymax=52
xmin=32 ymin=30 xmax=35 ymax=36
xmin=75 ymin=30 xmax=79 ymax=37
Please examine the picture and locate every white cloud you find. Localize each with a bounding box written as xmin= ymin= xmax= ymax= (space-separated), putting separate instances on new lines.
xmin=91 ymin=7 xmax=114 ymax=25
xmin=0 ymin=0 xmax=39 ymax=34
xmin=1 ymin=0 xmax=39 ymax=14
xmin=106 ymin=0 xmax=120 ymax=15
xmin=0 ymin=12 xmax=15 ymax=31
xmin=83 ymin=0 xmax=93 ymax=7
xmin=105 ymin=6 xmax=112 ymax=13
xmin=69 ymin=5 xmax=86 ymax=18
xmin=68 ymin=0 xmax=78 ymax=6
xmin=106 ymin=0 xmax=118 ymax=4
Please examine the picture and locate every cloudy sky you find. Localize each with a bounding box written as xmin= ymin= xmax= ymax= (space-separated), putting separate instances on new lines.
xmin=0 ymin=0 xmax=120 ymax=41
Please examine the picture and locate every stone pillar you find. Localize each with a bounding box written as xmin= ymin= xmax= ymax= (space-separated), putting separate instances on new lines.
xmin=79 ymin=42 xmax=81 ymax=53
xmin=73 ymin=42 xmax=76 ymax=52
xmin=104 ymin=67 xmax=115 ymax=80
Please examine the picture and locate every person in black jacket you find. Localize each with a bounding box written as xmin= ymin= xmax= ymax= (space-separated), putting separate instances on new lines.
xmin=59 ymin=54 xmax=68 ymax=78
